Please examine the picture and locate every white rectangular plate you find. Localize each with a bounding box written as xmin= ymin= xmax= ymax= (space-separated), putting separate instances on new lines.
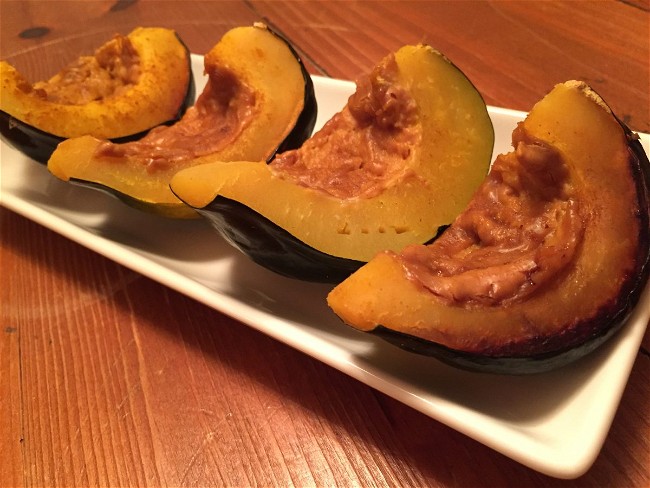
xmin=2 ymin=55 xmax=649 ymax=479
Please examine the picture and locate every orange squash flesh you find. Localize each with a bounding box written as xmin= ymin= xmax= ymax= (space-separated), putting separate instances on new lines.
xmin=170 ymin=44 xmax=494 ymax=276
xmin=1 ymin=27 xmax=193 ymax=141
xmin=327 ymin=81 xmax=650 ymax=373
xmin=47 ymin=24 xmax=316 ymax=218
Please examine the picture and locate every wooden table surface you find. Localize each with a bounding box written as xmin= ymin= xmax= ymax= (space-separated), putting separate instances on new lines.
xmin=1 ymin=1 xmax=649 ymax=486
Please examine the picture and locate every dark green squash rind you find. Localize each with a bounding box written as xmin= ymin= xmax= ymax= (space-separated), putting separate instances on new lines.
xmin=371 ymin=123 xmax=650 ymax=375
xmin=0 ymin=32 xmax=196 ymax=164
xmin=0 ymin=111 xmax=61 ymax=164
xmin=0 ymin=79 xmax=196 ymax=164
xmin=370 ymin=318 xmax=628 ymax=375
xmin=264 ymin=28 xmax=317 ymax=159
xmin=43 ymin=27 xmax=315 ymax=219
xmin=66 ymin=178 xmax=198 ymax=218
xmin=178 ymin=45 xmax=493 ymax=282
xmin=195 ymin=196 xmax=364 ymax=282
xmin=185 ymin=198 xmax=451 ymax=283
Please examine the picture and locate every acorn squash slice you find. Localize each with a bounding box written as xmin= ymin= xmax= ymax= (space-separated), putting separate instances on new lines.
xmin=327 ymin=81 xmax=650 ymax=375
xmin=0 ymin=27 xmax=194 ymax=163
xmin=47 ymin=23 xmax=317 ymax=218
xmin=170 ymin=44 xmax=494 ymax=281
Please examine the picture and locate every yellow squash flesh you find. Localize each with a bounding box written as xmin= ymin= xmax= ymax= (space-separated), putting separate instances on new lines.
xmin=171 ymin=44 xmax=494 ymax=261
xmin=1 ymin=27 xmax=191 ymax=139
xmin=47 ymin=24 xmax=314 ymax=218
xmin=327 ymin=81 xmax=649 ymax=371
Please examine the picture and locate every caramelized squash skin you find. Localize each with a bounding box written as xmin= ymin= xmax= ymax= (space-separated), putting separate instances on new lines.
xmin=327 ymin=81 xmax=650 ymax=374
xmin=0 ymin=27 xmax=195 ymax=163
xmin=171 ymin=44 xmax=494 ymax=280
xmin=47 ymin=24 xmax=316 ymax=218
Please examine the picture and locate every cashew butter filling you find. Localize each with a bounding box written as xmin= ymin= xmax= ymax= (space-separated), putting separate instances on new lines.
xmin=270 ymin=54 xmax=421 ymax=199
xmin=95 ymin=66 xmax=256 ymax=172
xmin=397 ymin=125 xmax=585 ymax=307
xmin=30 ymin=35 xmax=141 ymax=105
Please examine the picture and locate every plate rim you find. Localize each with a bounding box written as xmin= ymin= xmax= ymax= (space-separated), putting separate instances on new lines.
xmin=1 ymin=56 xmax=649 ymax=479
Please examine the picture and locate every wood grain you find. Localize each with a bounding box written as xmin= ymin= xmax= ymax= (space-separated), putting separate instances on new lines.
xmin=2 ymin=207 xmax=649 ymax=486
xmin=253 ymin=0 xmax=649 ymax=132
xmin=1 ymin=1 xmax=649 ymax=486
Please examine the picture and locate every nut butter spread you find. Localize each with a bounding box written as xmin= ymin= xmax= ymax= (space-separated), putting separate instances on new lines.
xmin=398 ymin=125 xmax=585 ymax=307
xmin=95 ymin=66 xmax=255 ymax=171
xmin=270 ymin=54 xmax=421 ymax=199
xmin=32 ymin=35 xmax=140 ymax=105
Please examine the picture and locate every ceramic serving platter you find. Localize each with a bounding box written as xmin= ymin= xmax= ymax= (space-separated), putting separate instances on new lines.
xmin=1 ymin=55 xmax=649 ymax=478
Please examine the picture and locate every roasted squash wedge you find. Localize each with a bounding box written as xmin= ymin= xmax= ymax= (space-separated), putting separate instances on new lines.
xmin=47 ymin=23 xmax=316 ymax=218
xmin=170 ymin=44 xmax=494 ymax=280
xmin=0 ymin=27 xmax=194 ymax=163
xmin=327 ymin=81 xmax=650 ymax=374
